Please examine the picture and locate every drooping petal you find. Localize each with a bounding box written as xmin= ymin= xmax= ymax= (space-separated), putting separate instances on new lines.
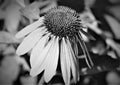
xmin=16 ymin=27 xmax=46 ymax=55
xmin=80 ymin=29 xmax=95 ymax=40
xmin=44 ymin=37 xmax=59 ymax=82
xmin=76 ymin=32 xmax=94 ymax=68
xmin=70 ymin=38 xmax=78 ymax=57
xmin=30 ymin=32 xmax=50 ymax=67
xmin=64 ymin=39 xmax=71 ymax=85
xmin=60 ymin=38 xmax=70 ymax=85
xmin=15 ymin=17 xmax=44 ymax=39
xmin=66 ymin=39 xmax=79 ymax=83
xmin=30 ymin=36 xmax=55 ymax=76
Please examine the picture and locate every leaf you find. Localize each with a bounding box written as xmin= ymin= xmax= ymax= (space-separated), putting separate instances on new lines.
xmin=105 ymin=14 xmax=120 ymax=39
xmin=0 ymin=31 xmax=19 ymax=44
xmin=21 ymin=1 xmax=40 ymax=21
xmin=0 ymin=56 xmax=19 ymax=84
xmin=5 ymin=0 xmax=22 ymax=34
xmin=79 ymin=52 xmax=120 ymax=75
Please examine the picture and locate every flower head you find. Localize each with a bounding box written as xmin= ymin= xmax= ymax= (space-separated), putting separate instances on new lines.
xmin=44 ymin=6 xmax=81 ymax=38
xmin=15 ymin=6 xmax=94 ymax=84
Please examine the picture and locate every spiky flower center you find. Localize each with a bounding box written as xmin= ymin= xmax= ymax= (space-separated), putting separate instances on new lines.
xmin=44 ymin=6 xmax=83 ymax=38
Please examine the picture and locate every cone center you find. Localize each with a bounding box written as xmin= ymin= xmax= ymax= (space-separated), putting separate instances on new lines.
xmin=44 ymin=6 xmax=82 ymax=37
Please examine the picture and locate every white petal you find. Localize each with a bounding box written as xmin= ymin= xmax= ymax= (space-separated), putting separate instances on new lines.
xmin=16 ymin=28 xmax=45 ymax=55
xmin=60 ymin=38 xmax=70 ymax=85
xmin=30 ymin=36 xmax=55 ymax=76
xmin=15 ymin=17 xmax=44 ymax=39
xmin=66 ymin=39 xmax=78 ymax=82
xmin=64 ymin=40 xmax=71 ymax=85
xmin=30 ymin=33 xmax=50 ymax=67
xmin=44 ymin=37 xmax=59 ymax=82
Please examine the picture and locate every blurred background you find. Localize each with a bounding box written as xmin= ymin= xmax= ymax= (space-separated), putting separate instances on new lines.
xmin=0 ymin=0 xmax=120 ymax=85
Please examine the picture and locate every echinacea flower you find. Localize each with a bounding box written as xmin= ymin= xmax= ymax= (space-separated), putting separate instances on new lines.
xmin=15 ymin=6 xmax=94 ymax=84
